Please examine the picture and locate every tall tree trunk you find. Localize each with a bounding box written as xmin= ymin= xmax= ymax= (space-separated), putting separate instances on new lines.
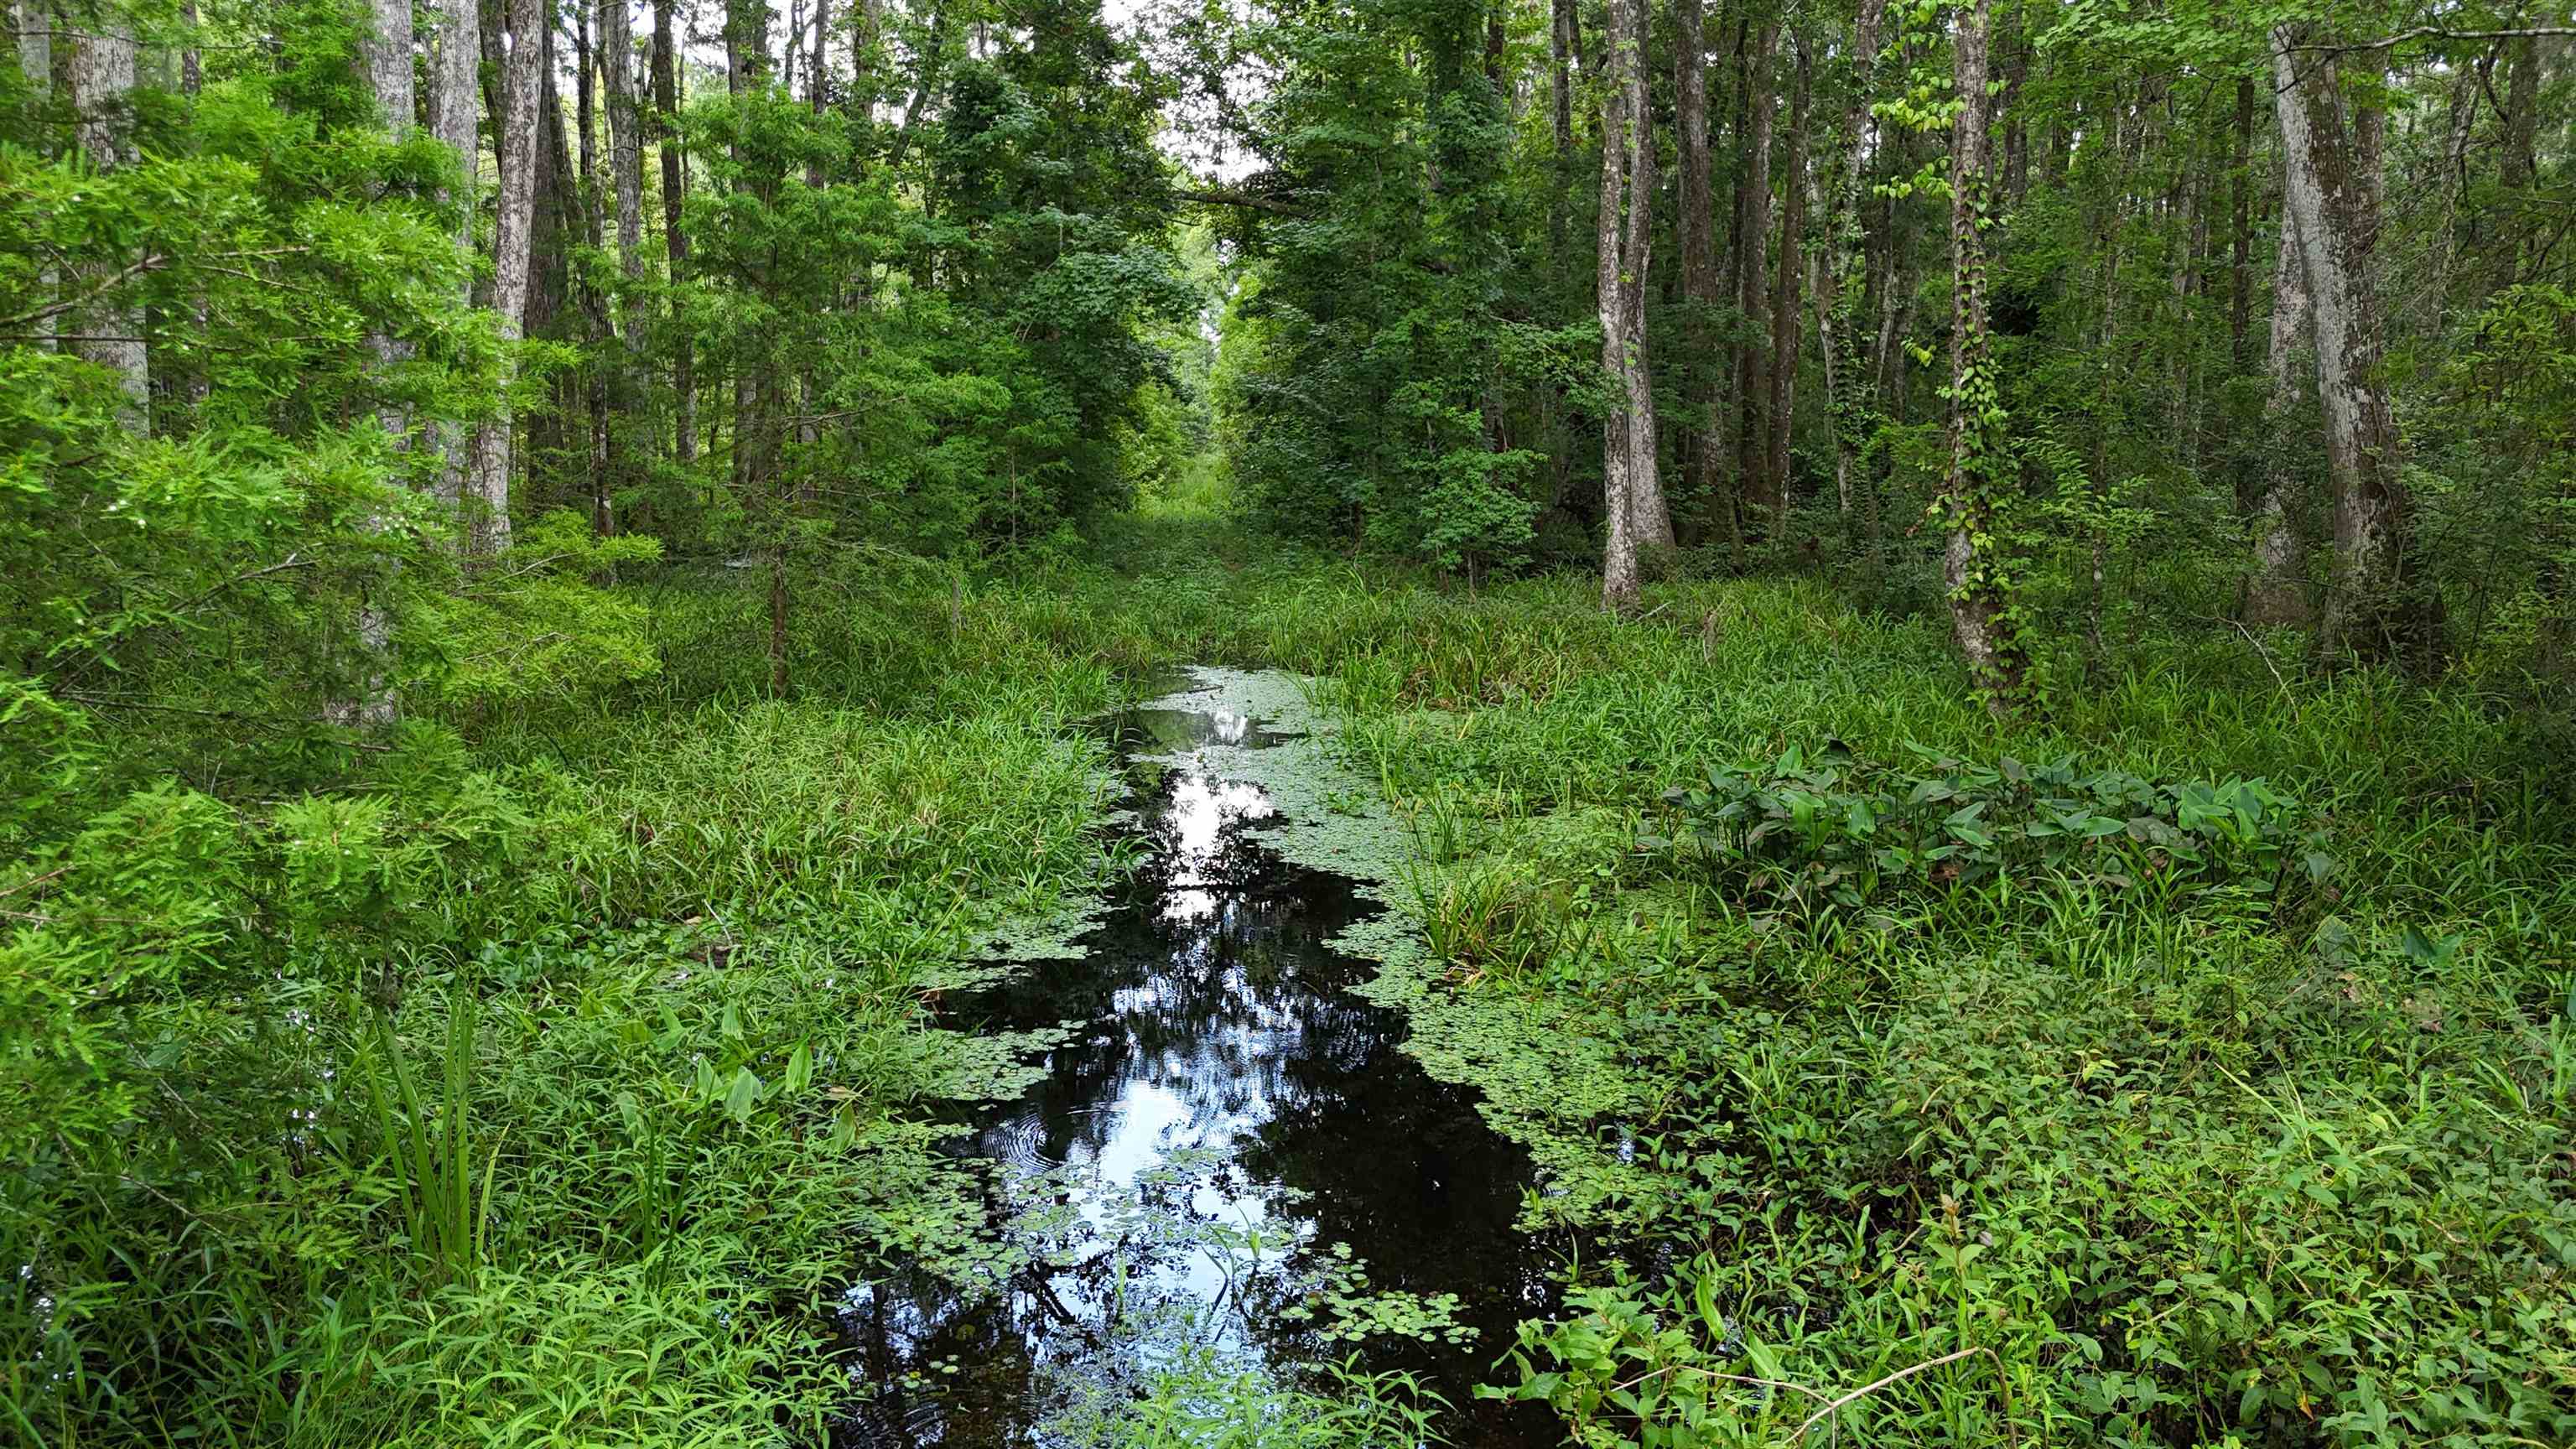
xmin=366 ymin=0 xmax=418 ymax=444
xmin=1597 ymin=0 xmax=1659 ymax=609
xmin=599 ymin=0 xmax=644 ymax=536
xmin=2496 ymin=34 xmax=2539 ymax=288
xmin=1764 ymin=38 xmax=1810 ymax=527
xmin=18 ymin=0 xmax=54 ymax=353
xmin=1618 ymin=0 xmax=1667 ymax=555
xmin=1817 ymin=0 xmax=1885 ymax=529
xmin=652 ymin=0 xmax=695 ymax=464
xmin=603 ymin=0 xmax=643 ymax=335
xmin=2272 ymin=26 xmax=2431 ymax=668
xmin=1673 ymin=0 xmax=1719 ymax=548
xmin=1943 ymin=0 xmax=2023 ymax=716
xmin=1732 ymin=20 xmax=1779 ymax=537
xmin=2246 ymin=200 xmax=2313 ymax=626
xmin=2227 ymin=75 xmax=2255 ymax=373
xmin=469 ymin=0 xmax=544 ymax=555
xmin=73 ymin=18 xmax=148 ymax=431
xmin=431 ymin=0 xmax=480 ymax=506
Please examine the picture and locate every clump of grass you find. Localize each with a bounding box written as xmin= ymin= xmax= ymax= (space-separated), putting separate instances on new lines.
xmin=1301 ymin=571 xmax=2576 ymax=1446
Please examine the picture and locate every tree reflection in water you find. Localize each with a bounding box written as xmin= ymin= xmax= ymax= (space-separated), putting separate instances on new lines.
xmin=836 ymin=704 xmax=1561 ymax=1447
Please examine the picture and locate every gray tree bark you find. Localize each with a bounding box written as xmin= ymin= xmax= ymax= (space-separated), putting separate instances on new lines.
xmin=73 ymin=18 xmax=148 ymax=431
xmin=366 ymin=0 xmax=418 ymax=444
xmin=2246 ymin=200 xmax=2314 ymax=627
xmin=652 ymin=0 xmax=695 ymax=463
xmin=469 ymin=0 xmax=546 ymax=554
xmin=2272 ymin=26 xmax=2430 ymax=667
xmin=17 ymin=0 xmax=54 ymax=352
xmin=1597 ymin=0 xmax=1659 ymax=610
xmin=1764 ymin=39 xmax=1810 ymax=524
xmin=430 ymin=0 xmax=480 ymax=507
xmin=1732 ymin=20 xmax=1779 ymax=534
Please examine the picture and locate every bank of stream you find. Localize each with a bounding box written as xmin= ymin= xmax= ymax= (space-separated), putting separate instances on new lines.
xmin=836 ymin=670 xmax=1563 ymax=1446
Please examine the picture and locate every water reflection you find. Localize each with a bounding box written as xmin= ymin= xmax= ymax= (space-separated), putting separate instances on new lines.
xmin=839 ymin=702 xmax=1557 ymax=1447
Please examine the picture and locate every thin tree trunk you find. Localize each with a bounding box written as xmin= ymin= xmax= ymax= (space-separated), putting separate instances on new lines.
xmin=2246 ymin=200 xmax=2313 ymax=626
xmin=1944 ymin=0 xmax=2023 ymax=715
xmin=18 ymin=0 xmax=53 ymax=352
xmin=1597 ymin=0 xmax=1644 ymax=610
xmin=1818 ymin=0 xmax=1886 ymax=530
xmin=366 ymin=0 xmax=418 ymax=445
xmin=73 ymin=18 xmax=148 ymax=431
xmin=1617 ymin=0 xmax=1666 ymax=557
xmin=603 ymin=0 xmax=643 ymax=328
xmin=1764 ymin=39 xmax=1810 ymax=526
xmin=1732 ymin=20 xmax=1779 ymax=537
xmin=469 ymin=0 xmax=544 ymax=555
xmin=2272 ymin=26 xmax=2431 ymax=668
xmin=431 ymin=0 xmax=480 ymax=506
xmin=652 ymin=0 xmax=694 ymax=464
xmin=1674 ymin=0 xmax=1718 ymax=550
xmin=600 ymin=0 xmax=643 ymax=535
xmin=2228 ymin=75 xmax=2255 ymax=373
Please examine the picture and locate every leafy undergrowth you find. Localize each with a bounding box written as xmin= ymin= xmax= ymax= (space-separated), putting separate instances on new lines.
xmin=3 ymin=615 xmax=1132 ymax=1446
xmin=1305 ymin=576 xmax=2576 ymax=1446
xmin=11 ymin=524 xmax=2573 ymax=1448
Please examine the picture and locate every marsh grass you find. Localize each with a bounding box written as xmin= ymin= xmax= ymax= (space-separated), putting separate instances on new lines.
xmin=9 ymin=501 xmax=2571 ymax=1447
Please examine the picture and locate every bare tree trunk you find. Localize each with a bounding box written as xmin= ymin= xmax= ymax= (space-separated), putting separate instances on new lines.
xmin=2246 ymin=200 xmax=2313 ymax=626
xmin=599 ymin=0 xmax=643 ymax=536
xmin=1617 ymin=0 xmax=1666 ymax=556
xmin=1597 ymin=0 xmax=1649 ymax=610
xmin=18 ymin=1 xmax=55 ymax=352
xmin=2496 ymin=34 xmax=2539 ymax=288
xmin=430 ymin=0 xmax=480 ymax=506
xmin=1944 ymin=0 xmax=2023 ymax=716
xmin=469 ymin=0 xmax=544 ymax=555
xmin=2272 ymin=26 xmax=2431 ymax=668
xmin=1732 ymin=20 xmax=1779 ymax=538
xmin=652 ymin=0 xmax=695 ymax=464
xmin=366 ymin=0 xmax=418 ymax=446
xmin=1764 ymin=38 xmax=1810 ymax=527
xmin=1674 ymin=0 xmax=1723 ymax=556
xmin=2228 ymin=75 xmax=2254 ymax=373
xmin=73 ymin=19 xmax=148 ymax=432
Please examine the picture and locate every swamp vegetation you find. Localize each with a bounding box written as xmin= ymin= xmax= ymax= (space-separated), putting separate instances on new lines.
xmin=4 ymin=0 xmax=2574 ymax=1446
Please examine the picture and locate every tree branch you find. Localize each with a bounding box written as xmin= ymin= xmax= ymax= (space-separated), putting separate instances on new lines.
xmin=2283 ymin=26 xmax=2576 ymax=55
xmin=1174 ymin=188 xmax=1307 ymax=218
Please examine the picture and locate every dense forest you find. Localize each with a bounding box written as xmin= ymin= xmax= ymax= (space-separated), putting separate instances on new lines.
xmin=3 ymin=0 xmax=2573 ymax=1441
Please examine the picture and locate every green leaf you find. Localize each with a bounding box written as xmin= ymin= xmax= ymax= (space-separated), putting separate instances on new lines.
xmin=724 ymin=1067 xmax=762 ymax=1124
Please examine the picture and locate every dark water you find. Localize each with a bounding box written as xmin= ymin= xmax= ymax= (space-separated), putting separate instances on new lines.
xmin=836 ymin=695 xmax=1561 ymax=1446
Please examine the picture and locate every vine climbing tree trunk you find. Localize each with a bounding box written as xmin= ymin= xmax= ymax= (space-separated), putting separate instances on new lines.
xmin=1942 ymin=0 xmax=2024 ymax=716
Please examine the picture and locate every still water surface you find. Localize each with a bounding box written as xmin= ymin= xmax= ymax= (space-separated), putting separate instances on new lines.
xmin=837 ymin=683 xmax=1561 ymax=1446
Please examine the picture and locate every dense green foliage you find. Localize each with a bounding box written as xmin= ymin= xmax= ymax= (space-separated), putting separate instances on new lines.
xmin=6 ymin=0 xmax=2573 ymax=1442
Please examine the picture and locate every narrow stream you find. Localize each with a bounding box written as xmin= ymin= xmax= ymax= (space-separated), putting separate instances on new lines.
xmin=837 ymin=676 xmax=1561 ymax=1446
